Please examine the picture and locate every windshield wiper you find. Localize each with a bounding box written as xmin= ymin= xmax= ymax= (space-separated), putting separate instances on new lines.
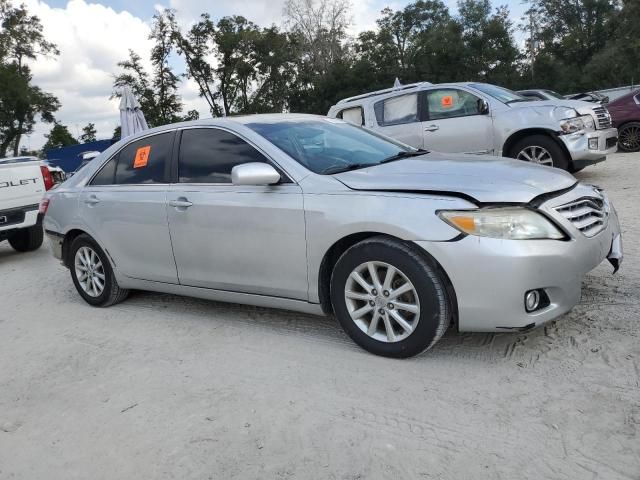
xmin=379 ymin=148 xmax=429 ymax=164
xmin=321 ymin=163 xmax=376 ymax=175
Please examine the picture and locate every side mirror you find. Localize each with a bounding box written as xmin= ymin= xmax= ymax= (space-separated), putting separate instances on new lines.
xmin=478 ymin=99 xmax=490 ymax=115
xmin=231 ymin=162 xmax=281 ymax=186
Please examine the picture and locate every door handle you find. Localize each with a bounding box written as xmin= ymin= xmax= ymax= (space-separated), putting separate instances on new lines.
xmin=84 ymin=195 xmax=100 ymax=205
xmin=168 ymin=198 xmax=193 ymax=209
xmin=424 ymin=125 xmax=439 ymax=132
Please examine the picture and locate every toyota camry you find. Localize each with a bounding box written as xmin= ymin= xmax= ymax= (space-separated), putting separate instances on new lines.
xmin=41 ymin=114 xmax=623 ymax=357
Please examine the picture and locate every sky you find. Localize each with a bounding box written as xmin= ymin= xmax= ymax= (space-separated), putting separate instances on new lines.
xmin=17 ymin=0 xmax=528 ymax=152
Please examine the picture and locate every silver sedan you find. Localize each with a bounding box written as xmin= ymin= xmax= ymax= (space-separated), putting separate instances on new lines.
xmin=42 ymin=114 xmax=623 ymax=357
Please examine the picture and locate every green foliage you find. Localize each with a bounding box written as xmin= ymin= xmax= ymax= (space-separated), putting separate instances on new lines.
xmin=114 ymin=11 xmax=193 ymax=127
xmin=42 ymin=121 xmax=78 ymax=153
xmin=0 ymin=0 xmax=59 ymax=157
xmin=79 ymin=123 xmax=97 ymax=143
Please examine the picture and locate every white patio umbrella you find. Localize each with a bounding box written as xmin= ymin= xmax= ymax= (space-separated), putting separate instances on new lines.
xmin=119 ymin=86 xmax=148 ymax=138
xmin=393 ymin=77 xmax=402 ymax=89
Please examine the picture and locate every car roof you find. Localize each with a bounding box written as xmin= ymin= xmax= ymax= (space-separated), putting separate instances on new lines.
xmin=117 ymin=113 xmax=329 ymax=143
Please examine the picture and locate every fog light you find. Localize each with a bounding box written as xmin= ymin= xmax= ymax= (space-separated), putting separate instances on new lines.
xmin=525 ymin=290 xmax=540 ymax=312
xmin=588 ymin=138 xmax=599 ymax=150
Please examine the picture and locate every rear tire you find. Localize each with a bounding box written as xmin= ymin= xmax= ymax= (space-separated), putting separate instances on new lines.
xmin=330 ymin=236 xmax=451 ymax=358
xmin=9 ymin=225 xmax=43 ymax=252
xmin=69 ymin=234 xmax=129 ymax=307
xmin=509 ymin=135 xmax=570 ymax=171
xmin=618 ymin=122 xmax=640 ymax=152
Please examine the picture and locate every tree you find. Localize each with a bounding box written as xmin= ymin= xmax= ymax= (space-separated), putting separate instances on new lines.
xmin=42 ymin=121 xmax=78 ymax=153
xmin=79 ymin=123 xmax=97 ymax=143
xmin=523 ymin=0 xmax=618 ymax=91
xmin=0 ymin=0 xmax=59 ymax=156
xmin=114 ymin=11 xmax=193 ymax=127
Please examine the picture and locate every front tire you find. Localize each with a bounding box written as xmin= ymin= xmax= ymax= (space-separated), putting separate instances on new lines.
xmin=509 ymin=134 xmax=570 ymax=171
xmin=330 ymin=236 xmax=451 ymax=358
xmin=9 ymin=225 xmax=43 ymax=252
xmin=618 ymin=122 xmax=640 ymax=152
xmin=69 ymin=234 xmax=129 ymax=307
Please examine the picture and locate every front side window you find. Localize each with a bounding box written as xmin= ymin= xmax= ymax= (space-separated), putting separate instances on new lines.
xmin=374 ymin=93 xmax=419 ymax=126
xmin=247 ymin=119 xmax=415 ymax=175
xmin=426 ymin=89 xmax=482 ymax=120
xmin=178 ymin=128 xmax=269 ymax=184
xmin=114 ymin=132 xmax=173 ymax=184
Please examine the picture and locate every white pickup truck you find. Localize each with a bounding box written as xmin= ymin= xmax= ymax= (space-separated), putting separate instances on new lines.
xmin=0 ymin=157 xmax=54 ymax=251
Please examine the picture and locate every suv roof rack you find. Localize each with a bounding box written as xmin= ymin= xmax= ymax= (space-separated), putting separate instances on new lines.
xmin=336 ymin=82 xmax=432 ymax=105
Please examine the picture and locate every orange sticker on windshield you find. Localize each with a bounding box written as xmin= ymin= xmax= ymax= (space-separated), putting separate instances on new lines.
xmin=441 ymin=95 xmax=453 ymax=108
xmin=133 ymin=146 xmax=151 ymax=168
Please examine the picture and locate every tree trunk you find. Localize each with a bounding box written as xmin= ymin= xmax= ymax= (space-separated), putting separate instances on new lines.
xmin=12 ymin=122 xmax=23 ymax=157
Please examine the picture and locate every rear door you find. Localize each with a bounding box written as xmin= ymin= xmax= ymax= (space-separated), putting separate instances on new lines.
xmin=78 ymin=131 xmax=178 ymax=284
xmin=420 ymin=88 xmax=494 ymax=154
xmin=372 ymin=93 xmax=424 ymax=148
xmin=166 ymin=127 xmax=308 ymax=300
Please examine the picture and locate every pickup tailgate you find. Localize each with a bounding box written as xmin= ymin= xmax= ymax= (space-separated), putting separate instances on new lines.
xmin=0 ymin=161 xmax=45 ymax=211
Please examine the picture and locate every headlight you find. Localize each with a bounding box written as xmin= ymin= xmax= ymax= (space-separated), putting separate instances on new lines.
xmin=438 ymin=207 xmax=565 ymax=240
xmin=559 ymin=115 xmax=594 ymax=134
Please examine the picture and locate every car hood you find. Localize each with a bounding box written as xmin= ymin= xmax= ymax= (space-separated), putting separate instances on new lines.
xmin=514 ymin=98 xmax=595 ymax=113
xmin=333 ymin=152 xmax=577 ymax=203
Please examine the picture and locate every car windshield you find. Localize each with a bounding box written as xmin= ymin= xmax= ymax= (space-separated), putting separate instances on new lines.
xmin=470 ymin=83 xmax=529 ymax=104
xmin=246 ymin=119 xmax=420 ymax=174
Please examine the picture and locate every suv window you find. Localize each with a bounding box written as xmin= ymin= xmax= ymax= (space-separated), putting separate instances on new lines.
xmin=338 ymin=106 xmax=364 ymax=126
xmin=426 ymin=89 xmax=482 ymax=120
xmin=374 ymin=93 xmax=419 ymax=126
xmin=114 ymin=132 xmax=173 ymax=184
xmin=178 ymin=128 xmax=270 ymax=184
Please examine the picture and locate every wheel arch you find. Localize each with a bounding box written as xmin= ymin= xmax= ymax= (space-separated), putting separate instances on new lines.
xmin=317 ymin=232 xmax=458 ymax=328
xmin=502 ymin=128 xmax=572 ymax=165
xmin=61 ymin=228 xmax=115 ymax=270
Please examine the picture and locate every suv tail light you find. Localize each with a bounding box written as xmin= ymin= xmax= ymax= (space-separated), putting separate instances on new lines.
xmin=39 ymin=197 xmax=50 ymax=215
xmin=40 ymin=165 xmax=54 ymax=191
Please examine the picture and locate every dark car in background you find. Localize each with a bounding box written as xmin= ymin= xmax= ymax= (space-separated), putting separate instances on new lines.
xmin=607 ymin=90 xmax=640 ymax=152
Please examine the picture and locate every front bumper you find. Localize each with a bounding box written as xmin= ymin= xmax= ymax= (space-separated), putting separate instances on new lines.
xmin=415 ymin=188 xmax=622 ymax=332
xmin=560 ymin=127 xmax=618 ymax=167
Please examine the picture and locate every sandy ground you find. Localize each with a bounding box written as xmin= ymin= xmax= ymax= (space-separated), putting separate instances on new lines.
xmin=0 ymin=153 xmax=639 ymax=480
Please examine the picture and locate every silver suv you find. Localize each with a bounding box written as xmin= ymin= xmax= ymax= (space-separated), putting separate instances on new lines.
xmin=328 ymin=82 xmax=618 ymax=172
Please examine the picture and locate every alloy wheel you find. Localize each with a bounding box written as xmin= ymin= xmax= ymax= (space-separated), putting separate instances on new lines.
xmin=344 ymin=261 xmax=420 ymax=343
xmin=74 ymin=246 xmax=105 ymax=297
xmin=516 ymin=146 xmax=554 ymax=166
xmin=619 ymin=125 xmax=640 ymax=152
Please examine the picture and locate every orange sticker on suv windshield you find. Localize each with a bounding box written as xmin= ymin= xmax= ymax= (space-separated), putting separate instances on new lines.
xmin=134 ymin=146 xmax=151 ymax=168
xmin=441 ymin=95 xmax=453 ymax=108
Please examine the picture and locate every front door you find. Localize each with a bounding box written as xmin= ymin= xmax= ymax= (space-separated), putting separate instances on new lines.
xmin=421 ymin=88 xmax=494 ymax=154
xmin=166 ymin=127 xmax=308 ymax=300
xmin=78 ymin=131 xmax=178 ymax=284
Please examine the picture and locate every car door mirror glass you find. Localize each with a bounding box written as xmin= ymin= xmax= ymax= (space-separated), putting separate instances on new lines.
xmin=231 ymin=162 xmax=281 ymax=186
xmin=478 ymin=99 xmax=490 ymax=115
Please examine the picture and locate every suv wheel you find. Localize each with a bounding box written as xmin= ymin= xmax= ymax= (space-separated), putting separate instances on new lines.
xmin=69 ymin=234 xmax=129 ymax=307
xmin=510 ymin=135 xmax=569 ymax=171
xmin=330 ymin=236 xmax=451 ymax=358
xmin=9 ymin=225 xmax=44 ymax=252
xmin=618 ymin=122 xmax=640 ymax=152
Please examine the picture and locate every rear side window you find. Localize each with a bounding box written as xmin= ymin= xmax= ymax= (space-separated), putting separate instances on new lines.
xmin=114 ymin=132 xmax=173 ymax=184
xmin=338 ymin=107 xmax=364 ymax=126
xmin=374 ymin=93 xmax=419 ymax=126
xmin=178 ymin=128 xmax=270 ymax=184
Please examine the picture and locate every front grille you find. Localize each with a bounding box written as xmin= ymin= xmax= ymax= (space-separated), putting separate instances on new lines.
xmin=555 ymin=196 xmax=608 ymax=237
xmin=592 ymin=106 xmax=612 ymax=129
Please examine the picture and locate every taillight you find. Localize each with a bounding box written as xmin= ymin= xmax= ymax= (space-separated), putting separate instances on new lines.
xmin=39 ymin=197 xmax=50 ymax=215
xmin=40 ymin=165 xmax=54 ymax=191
